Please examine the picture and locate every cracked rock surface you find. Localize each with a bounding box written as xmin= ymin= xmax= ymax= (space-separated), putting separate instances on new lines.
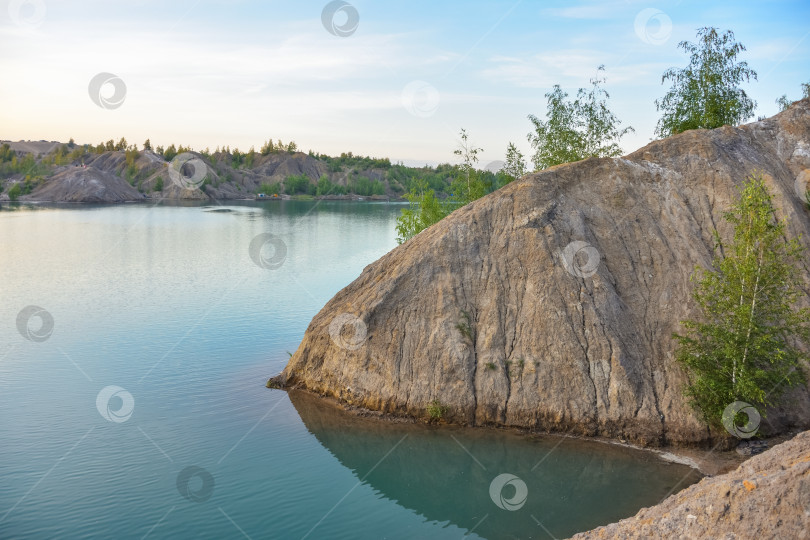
xmin=571 ymin=430 xmax=810 ymax=539
xmin=272 ymin=100 xmax=810 ymax=446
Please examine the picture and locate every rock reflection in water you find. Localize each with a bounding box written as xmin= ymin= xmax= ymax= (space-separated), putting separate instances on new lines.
xmin=289 ymin=390 xmax=702 ymax=539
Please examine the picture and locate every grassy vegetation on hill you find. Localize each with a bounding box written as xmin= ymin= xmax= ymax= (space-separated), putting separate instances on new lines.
xmin=0 ymin=138 xmax=509 ymax=201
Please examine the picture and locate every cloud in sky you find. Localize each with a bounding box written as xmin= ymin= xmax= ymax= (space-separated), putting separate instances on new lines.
xmin=0 ymin=0 xmax=808 ymax=164
xmin=540 ymin=2 xmax=622 ymax=20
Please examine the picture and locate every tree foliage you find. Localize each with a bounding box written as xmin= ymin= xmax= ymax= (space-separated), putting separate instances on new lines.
xmin=776 ymin=81 xmax=810 ymax=112
xmin=314 ymin=151 xmax=392 ymax=172
xmin=674 ymin=173 xmax=809 ymax=429
xmin=395 ymin=182 xmax=448 ymax=244
xmin=528 ymin=66 xmax=633 ymax=171
xmin=163 ymin=144 xmax=178 ymax=162
xmin=656 ymin=27 xmax=757 ymax=137
xmin=348 ymin=175 xmax=385 ymax=196
xmin=283 ymin=174 xmax=314 ymax=195
xmin=8 ymin=182 xmax=21 ymax=201
xmin=395 ymin=129 xmax=488 ymax=244
xmin=451 ymin=128 xmax=486 ymax=205
xmin=502 ymin=142 xmax=527 ymax=182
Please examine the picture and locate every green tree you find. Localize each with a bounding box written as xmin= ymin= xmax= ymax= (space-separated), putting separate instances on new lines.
xmin=260 ymin=139 xmax=275 ymax=155
xmin=656 ymin=28 xmax=757 ymax=137
xmin=528 ymin=66 xmax=633 ymax=171
xmin=502 ymin=142 xmax=527 ymax=182
xmin=124 ymin=147 xmax=139 ymax=181
xmin=0 ymin=143 xmax=14 ymax=162
xmin=776 ymin=81 xmax=810 ymax=112
xmin=316 ymin=175 xmax=336 ymax=196
xmin=353 ymin=177 xmax=377 ymax=196
xmin=283 ymin=174 xmax=313 ymax=195
xmin=395 ymin=130 xmax=487 ymax=244
xmin=258 ymin=182 xmax=281 ymax=196
xmin=395 ymin=182 xmax=447 ymax=244
xmin=164 ymin=144 xmax=178 ymax=162
xmin=8 ymin=183 xmax=22 ymax=201
xmin=674 ymin=172 xmax=809 ymax=429
xmin=245 ymin=147 xmax=256 ymax=169
xmin=143 ymin=139 xmax=152 ymax=151
xmin=451 ymin=128 xmax=486 ymax=205
xmin=371 ymin=179 xmax=385 ymax=195
xmin=154 ymin=177 xmax=163 ymax=192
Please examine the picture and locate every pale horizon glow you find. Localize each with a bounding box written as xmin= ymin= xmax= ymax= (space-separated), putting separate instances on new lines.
xmin=0 ymin=0 xmax=808 ymax=167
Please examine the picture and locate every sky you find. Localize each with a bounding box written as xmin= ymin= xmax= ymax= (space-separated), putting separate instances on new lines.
xmin=0 ymin=0 xmax=808 ymax=167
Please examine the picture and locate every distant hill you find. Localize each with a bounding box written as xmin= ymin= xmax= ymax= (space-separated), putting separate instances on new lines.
xmin=0 ymin=139 xmax=500 ymax=203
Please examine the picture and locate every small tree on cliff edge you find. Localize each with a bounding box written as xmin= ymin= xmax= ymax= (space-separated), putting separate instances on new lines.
xmin=395 ymin=129 xmax=485 ymax=244
xmin=527 ymin=65 xmax=633 ymax=171
xmin=674 ymin=173 xmax=809 ymax=429
xmin=655 ymin=27 xmax=757 ymax=137
xmin=776 ymin=81 xmax=810 ymax=112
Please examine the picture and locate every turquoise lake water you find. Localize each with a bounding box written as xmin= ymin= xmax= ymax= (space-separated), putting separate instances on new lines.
xmin=0 ymin=201 xmax=701 ymax=539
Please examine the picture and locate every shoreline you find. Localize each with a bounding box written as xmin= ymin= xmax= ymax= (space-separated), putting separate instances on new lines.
xmin=272 ymin=385 xmax=764 ymax=477
xmin=1 ymin=195 xmax=409 ymax=205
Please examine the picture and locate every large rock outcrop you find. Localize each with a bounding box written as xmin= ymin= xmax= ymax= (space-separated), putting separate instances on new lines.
xmin=572 ymin=430 xmax=810 ymax=539
xmin=26 ymin=167 xmax=143 ymax=202
xmin=272 ymin=101 xmax=810 ymax=445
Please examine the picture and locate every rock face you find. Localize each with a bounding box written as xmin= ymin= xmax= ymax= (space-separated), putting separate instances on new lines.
xmin=571 ymin=430 xmax=810 ymax=539
xmin=252 ymin=151 xmax=328 ymax=180
xmin=272 ymin=101 xmax=810 ymax=445
xmin=26 ymin=167 xmax=143 ymax=202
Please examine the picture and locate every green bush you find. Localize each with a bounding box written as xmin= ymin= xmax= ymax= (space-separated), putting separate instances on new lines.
xmin=283 ymin=174 xmax=314 ymax=195
xmin=0 ymin=143 xmax=14 ymax=163
xmin=257 ymin=182 xmax=281 ymax=196
xmin=8 ymin=183 xmax=21 ymax=201
xmin=315 ymin=175 xmax=347 ymax=196
xmin=347 ymin=176 xmax=385 ymax=196
xmin=0 ymin=153 xmax=45 ymax=179
xmin=395 ymin=184 xmax=455 ymax=244
xmin=426 ymin=399 xmax=447 ymax=420
xmin=316 ymin=175 xmax=332 ymax=196
xmin=455 ymin=310 xmax=473 ymax=341
xmin=154 ymin=177 xmax=163 ymax=192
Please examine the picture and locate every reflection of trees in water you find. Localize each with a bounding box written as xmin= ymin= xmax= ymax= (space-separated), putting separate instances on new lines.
xmin=289 ymin=390 xmax=701 ymax=539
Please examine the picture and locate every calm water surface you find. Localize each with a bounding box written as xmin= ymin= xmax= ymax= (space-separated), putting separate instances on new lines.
xmin=0 ymin=201 xmax=700 ymax=539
